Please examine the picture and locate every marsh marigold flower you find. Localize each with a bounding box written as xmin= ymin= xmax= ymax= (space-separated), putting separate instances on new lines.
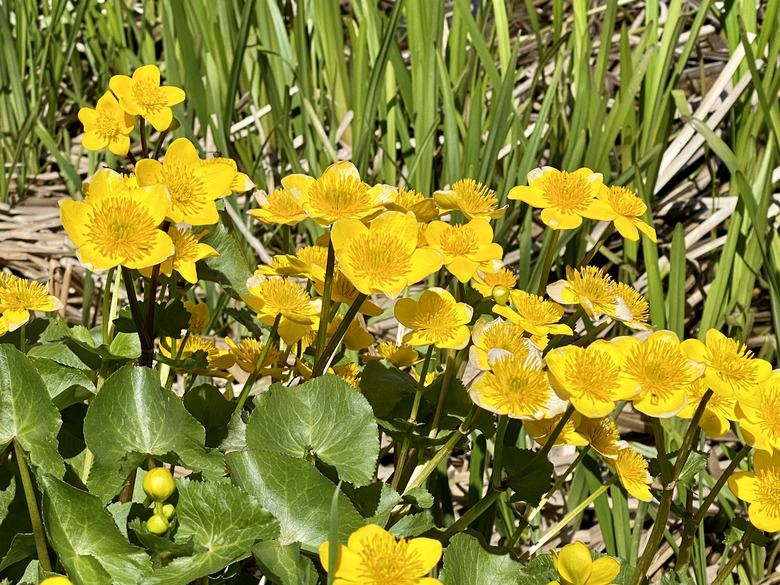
xmin=60 ymin=169 xmax=173 ymax=271
xmin=577 ymin=416 xmax=620 ymax=460
xmin=611 ymin=442 xmax=653 ymax=502
xmin=327 ymin=314 xmax=375 ymax=351
xmin=0 ymin=275 xmax=63 ymax=331
xmin=680 ymin=329 xmax=771 ymax=406
xmin=433 ymin=178 xmax=507 ymax=220
xmin=319 ymin=524 xmax=442 ymax=585
xmin=524 ymin=411 xmax=587 ymax=448
xmin=471 ymin=267 xmax=517 ymax=297
xmin=202 ymin=156 xmax=254 ymax=195
xmin=736 ymin=371 xmax=780 ymax=452
xmin=395 ymin=288 xmax=473 ymax=349
xmin=135 ymin=138 xmax=236 ymax=226
xmin=469 ymin=317 xmax=537 ymax=371
xmin=493 ymin=289 xmax=573 ymax=338
xmin=598 ymin=186 xmax=657 ymax=242
xmin=677 ymin=378 xmax=737 ymax=439
xmin=728 ymin=449 xmax=780 ymax=532
xmin=139 ymin=227 xmax=219 ymax=284
xmin=364 ymin=342 xmax=420 ymax=368
xmin=225 ymin=336 xmax=284 ymax=376
xmin=160 ymin=334 xmax=235 ymax=375
xmin=242 ymin=275 xmax=321 ymax=346
xmin=109 ymin=64 xmax=185 ymax=131
xmin=614 ymin=282 xmax=651 ymax=331
xmin=251 ymin=187 xmax=309 ymax=226
xmin=547 ymin=266 xmax=632 ymax=323
xmin=508 ymin=167 xmax=613 ymax=230
xmin=334 ymin=362 xmax=362 ymax=390
xmin=424 ymin=218 xmax=503 ymax=283
xmin=331 ymin=211 xmax=442 ymax=298
xmin=550 ymin=541 xmax=620 ymax=585
xmin=78 ymin=91 xmax=135 ymax=156
xmin=183 ymin=301 xmax=210 ymax=333
xmin=385 ymin=187 xmax=439 ymax=223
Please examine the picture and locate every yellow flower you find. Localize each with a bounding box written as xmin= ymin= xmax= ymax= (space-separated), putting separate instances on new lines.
xmin=678 ymin=378 xmax=737 ymax=439
xmin=469 ymin=349 xmax=566 ymax=420
xmin=139 ymin=227 xmax=219 ymax=284
xmin=109 ymin=64 xmax=185 ymax=131
xmin=183 ymin=301 xmax=210 ymax=333
xmin=614 ymin=282 xmax=651 ymax=331
xmin=616 ymin=330 xmax=704 ymax=418
xmin=507 ymin=167 xmax=614 ymax=230
xmin=547 ymin=266 xmax=632 ymax=322
xmin=680 ymin=329 xmax=771 ymax=406
xmin=728 ymin=449 xmax=780 ymax=532
xmin=424 ymin=218 xmax=504 ymax=283
xmin=60 ymin=169 xmax=173 ymax=270
xmin=135 ymin=138 xmax=236 ymax=225
xmin=0 ymin=275 xmax=63 ymax=330
xmin=364 ymin=342 xmax=421 ymax=368
xmin=201 ymin=156 xmax=254 ymax=195
xmin=385 ymin=188 xmax=440 ymax=223
xmin=251 ymin=187 xmax=309 ymax=226
xmin=550 ymin=541 xmax=620 ymax=585
xmin=395 ymin=288 xmax=473 ymax=349
xmin=577 ymin=416 xmax=620 ymax=460
xmin=331 ymin=211 xmax=442 ymax=298
xmin=610 ymin=442 xmax=653 ymax=502
xmin=493 ymin=289 xmax=573 ymax=338
xmin=598 ymin=186 xmax=657 ymax=242
xmin=433 ymin=178 xmax=507 ymax=220
xmin=242 ymin=275 xmax=321 ymax=346
xmin=334 ymin=362 xmax=362 ymax=390
xmin=319 ymin=524 xmax=442 ymax=585
xmin=327 ymin=314 xmax=375 ymax=351
xmin=736 ymin=371 xmax=780 ymax=452
xmin=313 ymin=268 xmax=383 ymax=318
xmin=78 ymin=91 xmax=135 ymax=155
xmin=225 ymin=336 xmax=285 ymax=375
xmin=160 ymin=334 xmax=235 ymax=375
xmin=471 ymin=267 xmax=517 ymax=297
xmin=546 ymin=341 xmax=637 ymax=418
xmin=524 ymin=411 xmax=588 ymax=448
xmin=303 ymin=161 xmax=393 ymax=225
xmin=469 ymin=317 xmax=537 ymax=371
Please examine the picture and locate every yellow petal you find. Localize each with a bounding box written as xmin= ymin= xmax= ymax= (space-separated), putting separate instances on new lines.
xmin=165 ymin=137 xmax=201 ymax=170
xmin=145 ymin=107 xmax=174 ymax=132
xmin=556 ymin=541 xmax=593 ymax=584
xmin=589 ymin=557 xmax=621 ymax=585
xmin=541 ymin=207 xmax=583 ymax=230
xmin=59 ymin=200 xmax=92 ymax=247
xmin=81 ymin=131 xmax=108 ymax=151
xmin=507 ymin=185 xmax=547 ymax=207
xmin=331 ymin=219 xmax=369 ymax=254
xmin=135 ymin=159 xmax=164 ymax=188
xmin=159 ymin=85 xmax=186 ymax=106
xmin=123 ymin=230 xmax=174 ymax=269
xmin=133 ymin=64 xmax=161 ymax=85
xmin=613 ymin=216 xmax=640 ymax=241
xmin=108 ymin=74 xmax=133 ymax=97
xmin=394 ymin=298 xmax=418 ymax=329
xmin=406 ymin=537 xmax=443 ymax=574
xmin=728 ymin=471 xmax=757 ymax=502
xmin=108 ymin=134 xmax=131 ymax=156
xmin=78 ymin=107 xmax=97 ymax=126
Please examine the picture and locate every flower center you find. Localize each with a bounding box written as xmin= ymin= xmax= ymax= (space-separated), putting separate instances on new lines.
xmin=480 ymin=321 xmax=528 ymax=355
xmin=346 ymin=233 xmax=411 ymax=287
xmin=452 ymin=179 xmax=498 ymax=214
xmin=133 ymin=80 xmax=167 ymax=114
xmin=394 ymin=188 xmax=425 ymax=210
xmin=513 ymin=294 xmax=561 ymax=327
xmin=755 ymin=469 xmax=780 ymax=520
xmin=615 ymin=447 xmax=650 ymax=489
xmin=407 ymin=295 xmax=461 ymax=344
xmin=616 ymin=283 xmax=649 ymax=322
xmin=481 ymin=355 xmax=550 ymax=417
xmin=96 ymin=109 xmax=123 ymax=140
xmin=307 ymin=174 xmax=373 ymax=221
xmin=356 ymin=535 xmax=424 ymax=585
xmin=162 ymin=166 xmax=207 ymax=218
xmin=438 ymin=224 xmax=479 ymax=256
xmin=171 ymin=229 xmax=201 ymax=262
xmin=0 ymin=276 xmax=49 ymax=311
xmin=565 ymin=349 xmax=621 ymax=401
xmin=756 ymin=382 xmax=780 ymax=442
xmin=539 ymin=171 xmax=594 ymax=214
xmin=86 ymin=196 xmax=161 ymax=264
xmin=568 ymin=267 xmax=617 ymax=310
xmin=256 ymin=278 xmax=313 ymax=315
xmin=268 ymin=189 xmax=305 ymax=215
xmin=607 ymin=186 xmax=646 ymax=216
xmin=625 ymin=340 xmax=693 ymax=404
xmin=706 ymin=336 xmax=761 ymax=392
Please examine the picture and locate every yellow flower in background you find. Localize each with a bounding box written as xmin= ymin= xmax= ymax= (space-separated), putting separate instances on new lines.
xmin=677 ymin=378 xmax=737 ymax=439
xmin=312 ymin=267 xmax=383 ymax=317
xmin=319 ymin=524 xmax=442 ymax=585
xmin=331 ymin=211 xmax=442 ymax=298
xmin=364 ymin=342 xmax=421 ymax=368
xmin=225 ymin=336 xmax=285 ymax=375
xmin=334 ymin=362 xmax=362 ymax=390
xmin=611 ymin=442 xmax=653 ymax=502
xmin=680 ymin=329 xmax=771 ymax=406
xmin=546 ymin=341 xmax=637 ymax=418
xmin=160 ymin=334 xmax=235 ymax=375
xmin=201 ymin=156 xmax=254 ymax=195
xmin=598 ymin=186 xmax=657 ymax=242
xmin=550 ymin=541 xmax=620 ymax=585
xmin=78 ymin=91 xmax=135 ymax=155
xmin=469 ymin=317 xmax=537 ymax=371
xmin=524 ymin=411 xmax=587 ymax=448
xmin=0 ymin=275 xmax=63 ymax=331
xmin=303 ymin=161 xmax=393 ymax=225
xmin=60 ymin=170 xmax=173 ymax=271
xmin=135 ymin=138 xmax=235 ymax=225
xmin=251 ymin=187 xmax=309 ymax=226
xmin=471 ymin=267 xmax=517 ymax=297
xmin=736 ymin=371 xmax=780 ymax=452
xmin=616 ymin=331 xmax=704 ymax=418
xmin=614 ymin=282 xmax=652 ymax=331
xmin=424 ymin=218 xmax=503 ymax=283
xmin=507 ymin=167 xmax=613 ymax=230
xmin=547 ymin=266 xmax=632 ymax=323
xmin=469 ymin=348 xmax=566 ymax=420
xmin=433 ymin=178 xmax=507 ymax=220
xmin=493 ymin=289 xmax=573 ymax=338
xmin=109 ymin=64 xmax=185 ymax=131
xmin=183 ymin=301 xmax=210 ymax=333
xmin=139 ymin=227 xmax=219 ymax=284
xmin=327 ymin=313 xmax=375 ymax=351
xmin=728 ymin=449 xmax=780 ymax=532
xmin=242 ymin=275 xmax=321 ymax=346
xmin=577 ymin=416 xmax=620 ymax=460
xmin=385 ymin=187 xmax=440 ymax=223
xmin=395 ymin=288 xmax=473 ymax=349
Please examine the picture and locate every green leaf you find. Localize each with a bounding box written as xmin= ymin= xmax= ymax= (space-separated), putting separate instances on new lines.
xmin=0 ymin=345 xmax=64 ymax=478
xmin=114 ymin=300 xmax=191 ymax=340
xmin=360 ymin=361 xmax=417 ymax=420
xmin=29 ymin=357 xmax=94 ymax=410
xmin=502 ymin=447 xmax=553 ymax=506
xmin=129 ymin=518 xmax=197 ymax=565
xmin=196 ymin=222 xmax=253 ymax=297
xmin=252 ymin=540 xmax=317 ymax=585
xmin=390 ymin=512 xmax=436 ymax=537
xmin=108 ymin=332 xmax=142 ymax=359
xmin=440 ymin=532 xmax=523 ymax=585
xmin=27 ymin=341 xmax=94 ymax=370
xmin=145 ymin=479 xmax=279 ymax=585
xmin=0 ymin=533 xmax=34 ymax=571
xmin=677 ymin=451 xmax=709 ymax=489
xmin=247 ymin=374 xmax=379 ymax=486
xmin=227 ymin=450 xmax=365 ymax=550
xmin=183 ymin=384 xmax=235 ymax=448
xmin=83 ymin=366 xmax=224 ymax=502
xmin=661 ymin=572 xmax=695 ymax=585
xmin=40 ymin=475 xmax=152 ymax=585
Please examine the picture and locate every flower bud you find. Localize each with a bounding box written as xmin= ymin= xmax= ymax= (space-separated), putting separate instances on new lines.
xmin=147 ymin=514 xmax=169 ymax=535
xmin=162 ymin=503 xmax=176 ymax=519
xmin=40 ymin=578 xmax=74 ymax=585
xmin=492 ymin=285 xmax=511 ymax=306
xmin=143 ymin=467 xmax=176 ymax=502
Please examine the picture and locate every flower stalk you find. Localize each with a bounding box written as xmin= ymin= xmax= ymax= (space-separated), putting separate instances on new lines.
xmin=14 ymin=441 xmax=52 ymax=572
xmin=312 ymin=292 xmax=367 ymax=375
xmin=234 ymin=313 xmax=282 ymax=413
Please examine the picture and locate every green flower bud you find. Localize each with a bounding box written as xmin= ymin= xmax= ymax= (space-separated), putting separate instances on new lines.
xmin=147 ymin=514 xmax=169 ymax=535
xmin=40 ymin=578 xmax=74 ymax=585
xmin=143 ymin=467 xmax=176 ymax=502
xmin=162 ymin=503 xmax=176 ymax=519
xmin=492 ymin=285 xmax=511 ymax=306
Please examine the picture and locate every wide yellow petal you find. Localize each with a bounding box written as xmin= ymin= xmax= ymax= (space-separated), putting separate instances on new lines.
xmin=176 ymin=260 xmax=199 ymax=284
xmin=199 ymin=163 xmax=237 ymax=201
xmin=59 ymin=200 xmax=92 ymax=247
xmin=165 ymin=137 xmax=201 ymax=170
xmin=370 ymin=211 xmax=418 ymax=253
xmin=581 ymin=200 xmax=616 ymax=221
xmin=541 ymin=207 xmax=583 ymax=230
xmin=424 ymin=220 xmax=450 ymax=248
xmin=394 ymin=298 xmax=418 ymax=329
xmin=133 ymin=64 xmax=161 ymax=86
xmin=131 ymin=184 xmax=171 ymax=225
xmin=589 ymin=556 xmax=621 ymax=585
xmin=108 ymin=74 xmax=133 ymax=98
xmin=81 ymin=131 xmax=108 ymax=151
xmin=77 ymin=241 xmax=121 ymax=270
xmin=78 ymin=107 xmax=98 ymax=126
xmin=468 ymin=218 xmax=496 ymax=246
xmin=679 ymin=338 xmax=707 ymax=362
xmin=728 ymin=471 xmax=757 ymax=502
xmin=108 ymin=134 xmax=131 ymax=156
xmin=507 ymin=185 xmax=547 ymax=207
xmin=404 ymin=248 xmax=443 ymax=287
xmin=145 ymin=108 xmax=174 ymax=132
xmin=406 ymin=537 xmax=443 ymax=574
xmin=754 ymin=448 xmax=780 ymax=472
xmin=749 ymin=501 xmax=780 ymax=532
xmin=447 ymin=256 xmax=479 ymax=283
xmin=346 ymin=524 xmax=389 ymax=553
xmin=159 ymin=85 xmax=186 ymax=106
xmin=556 ymin=541 xmax=592 ymax=584
xmin=613 ymin=216 xmax=640 ymax=241
xmin=2 ymin=309 xmax=30 ymax=330
xmin=135 ymin=159 xmax=164 ymax=188
xmin=636 ymin=220 xmax=658 ymax=243
xmin=331 ymin=218 xmax=369 ymax=254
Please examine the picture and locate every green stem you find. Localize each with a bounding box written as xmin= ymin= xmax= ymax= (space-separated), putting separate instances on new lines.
xmin=234 ymin=314 xmax=282 ymax=413
xmin=122 ymin=267 xmax=152 ymax=365
xmin=653 ymin=418 xmax=672 ymax=487
xmin=313 ymin=240 xmax=336 ymax=369
xmin=579 ymin=223 xmax=615 ymax=268
xmin=19 ymin=323 xmax=26 ymax=354
xmin=711 ymin=525 xmax=758 ymax=585
xmin=139 ymin=118 xmax=149 ymax=158
xmin=313 ymin=293 xmax=367 ymax=375
xmin=142 ymin=263 xmax=161 ymax=368
xmin=14 ymin=441 xmax=52 ymax=572
xmin=536 ymin=229 xmax=560 ymax=297
xmin=428 ymin=348 xmax=467 ymax=439
xmin=492 ymin=416 xmax=509 ymax=489
xmin=153 ymin=128 xmax=169 ymax=160
xmin=101 ymin=267 xmax=116 ymax=344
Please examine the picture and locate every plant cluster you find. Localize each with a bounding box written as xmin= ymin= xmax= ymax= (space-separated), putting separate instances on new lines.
xmin=0 ymin=63 xmax=776 ymax=585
